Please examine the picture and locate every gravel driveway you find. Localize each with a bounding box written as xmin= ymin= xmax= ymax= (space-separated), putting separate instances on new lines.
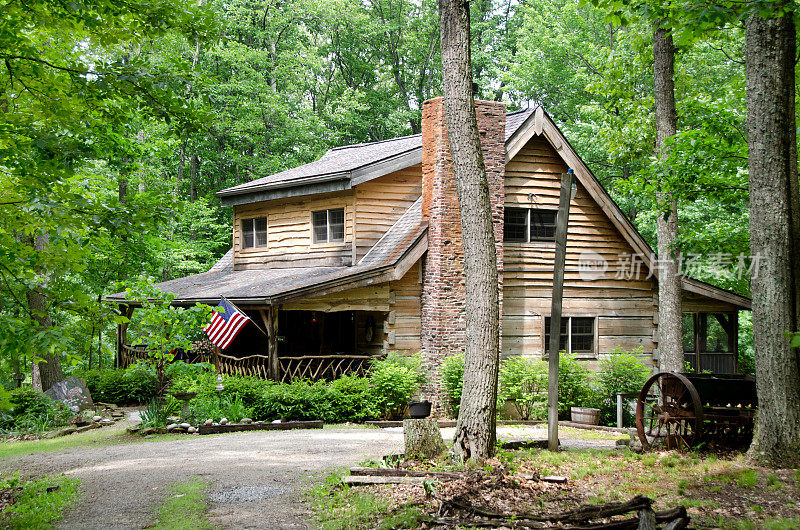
xmin=0 ymin=424 xmax=620 ymax=529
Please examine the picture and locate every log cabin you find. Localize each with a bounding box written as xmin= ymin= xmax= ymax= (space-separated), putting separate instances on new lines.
xmin=108 ymin=97 xmax=751 ymax=408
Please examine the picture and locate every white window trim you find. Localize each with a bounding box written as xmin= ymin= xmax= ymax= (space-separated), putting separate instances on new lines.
xmin=311 ymin=207 xmax=346 ymax=245
xmin=241 ymin=216 xmax=268 ymax=250
xmin=542 ymin=315 xmax=598 ymax=358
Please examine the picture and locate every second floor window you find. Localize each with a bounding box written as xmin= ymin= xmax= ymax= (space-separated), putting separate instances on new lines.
xmin=312 ymin=208 xmax=345 ymax=243
xmin=504 ymin=207 xmax=558 ymax=242
xmin=242 ymin=217 xmax=268 ymax=249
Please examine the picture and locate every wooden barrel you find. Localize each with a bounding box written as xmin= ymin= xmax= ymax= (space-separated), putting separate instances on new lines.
xmin=570 ymin=407 xmax=601 ymax=425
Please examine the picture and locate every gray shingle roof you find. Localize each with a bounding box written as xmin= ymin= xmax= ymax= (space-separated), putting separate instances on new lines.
xmin=106 ymin=198 xmax=427 ymax=305
xmin=217 ymin=108 xmax=535 ymax=199
xmin=359 ymin=197 xmax=423 ymax=267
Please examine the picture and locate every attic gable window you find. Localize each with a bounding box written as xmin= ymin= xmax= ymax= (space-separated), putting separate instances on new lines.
xmin=312 ymin=208 xmax=345 ymax=243
xmin=242 ymin=217 xmax=268 ymax=249
xmin=504 ymin=207 xmax=558 ymax=242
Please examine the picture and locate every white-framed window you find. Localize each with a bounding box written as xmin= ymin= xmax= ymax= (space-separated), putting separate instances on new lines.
xmin=312 ymin=208 xmax=345 ymax=243
xmin=242 ymin=217 xmax=268 ymax=249
xmin=544 ymin=316 xmax=596 ymax=354
xmin=504 ymin=207 xmax=558 ymax=242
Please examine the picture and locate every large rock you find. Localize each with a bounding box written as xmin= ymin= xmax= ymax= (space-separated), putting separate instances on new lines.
xmin=45 ymin=376 xmax=93 ymax=411
xmin=75 ymin=423 xmax=102 ymax=433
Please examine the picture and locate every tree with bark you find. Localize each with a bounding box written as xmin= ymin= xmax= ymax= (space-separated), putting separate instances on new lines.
xmin=25 ymin=233 xmax=63 ymax=391
xmin=438 ymin=0 xmax=500 ymax=461
xmin=652 ymin=20 xmax=683 ymax=373
xmin=743 ymin=1 xmax=800 ymax=467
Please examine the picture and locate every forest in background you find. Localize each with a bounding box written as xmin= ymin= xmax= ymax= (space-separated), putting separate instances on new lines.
xmin=0 ymin=0 xmax=756 ymax=381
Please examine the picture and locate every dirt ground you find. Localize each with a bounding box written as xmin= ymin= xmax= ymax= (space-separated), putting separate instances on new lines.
xmin=1 ymin=422 xmax=615 ymax=529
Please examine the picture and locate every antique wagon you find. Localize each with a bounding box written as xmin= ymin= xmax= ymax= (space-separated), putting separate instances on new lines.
xmin=635 ymin=372 xmax=757 ymax=450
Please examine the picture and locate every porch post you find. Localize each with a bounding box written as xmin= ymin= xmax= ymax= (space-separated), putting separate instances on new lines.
xmin=268 ymin=307 xmax=280 ymax=381
xmin=115 ymin=305 xmax=133 ymax=369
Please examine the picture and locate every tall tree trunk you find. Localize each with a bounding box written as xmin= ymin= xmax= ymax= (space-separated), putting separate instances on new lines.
xmin=653 ymin=24 xmax=683 ymax=373
xmin=439 ymin=0 xmax=500 ymax=462
xmin=118 ymin=175 xmax=128 ymax=204
xmin=745 ymin=6 xmax=800 ymax=467
xmin=25 ymin=233 xmax=63 ymax=391
xmin=177 ymin=140 xmax=187 ymax=196
xmin=190 ymin=154 xmax=199 ymax=202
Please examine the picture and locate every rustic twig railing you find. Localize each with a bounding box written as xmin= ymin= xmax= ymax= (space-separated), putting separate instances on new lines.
xmin=211 ymin=352 xmax=271 ymax=379
xmin=119 ymin=344 xmax=150 ymax=368
xmin=278 ymin=354 xmax=380 ymax=383
xmin=120 ymin=343 xmax=380 ymax=382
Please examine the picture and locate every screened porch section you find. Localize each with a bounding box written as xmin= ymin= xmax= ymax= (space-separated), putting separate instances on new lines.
xmin=682 ymin=312 xmax=738 ymax=374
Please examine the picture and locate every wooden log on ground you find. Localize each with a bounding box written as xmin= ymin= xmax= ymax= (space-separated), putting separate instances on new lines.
xmin=637 ymin=507 xmax=656 ymax=530
xmin=349 ymin=467 xmax=462 ymax=479
xmin=426 ymin=496 xmax=687 ymax=529
xmin=498 ymin=439 xmax=551 ymax=450
xmin=342 ymin=475 xmax=430 ymax=486
xmin=403 ymin=418 xmax=446 ymax=459
xmin=197 ymin=420 xmax=322 ymax=435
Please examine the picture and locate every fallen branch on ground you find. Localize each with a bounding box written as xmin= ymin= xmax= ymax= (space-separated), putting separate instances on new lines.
xmin=425 ymin=495 xmax=689 ymax=529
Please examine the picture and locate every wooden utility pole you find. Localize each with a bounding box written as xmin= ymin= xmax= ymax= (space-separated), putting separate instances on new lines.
xmin=547 ymin=170 xmax=575 ymax=452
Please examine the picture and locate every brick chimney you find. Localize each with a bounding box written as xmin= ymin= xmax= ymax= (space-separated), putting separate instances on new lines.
xmin=419 ymin=97 xmax=506 ymax=414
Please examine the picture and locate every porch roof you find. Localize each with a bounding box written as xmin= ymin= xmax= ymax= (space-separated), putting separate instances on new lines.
xmin=106 ymin=198 xmax=426 ymax=307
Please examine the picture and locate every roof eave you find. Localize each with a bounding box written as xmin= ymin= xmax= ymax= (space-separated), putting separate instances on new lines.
xmin=681 ymin=277 xmax=752 ymax=310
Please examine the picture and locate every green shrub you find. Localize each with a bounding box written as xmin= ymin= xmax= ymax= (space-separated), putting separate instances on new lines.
xmin=595 ymin=349 xmax=651 ymax=425
xmin=9 ymin=387 xmax=52 ymax=417
xmin=165 ymin=360 xmax=214 ymax=379
xmin=1 ymin=388 xmax=72 ymax=433
xmin=140 ymin=397 xmax=182 ymax=428
xmin=187 ymin=394 xmax=225 ymax=423
xmin=557 ymin=353 xmax=594 ymax=419
xmin=440 ymin=353 xmax=464 ymax=417
xmin=80 ymin=366 xmax=159 ymax=405
xmin=499 ymin=356 xmax=547 ymax=420
xmin=252 ymin=380 xmax=332 ymax=421
xmin=327 ymin=375 xmax=379 ymax=423
xmin=368 ymin=353 xmax=425 ymax=420
xmin=223 ymin=395 xmax=253 ymax=423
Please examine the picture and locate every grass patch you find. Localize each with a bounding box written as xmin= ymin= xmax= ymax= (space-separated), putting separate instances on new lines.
xmin=736 ymin=469 xmax=759 ymax=488
xmin=151 ymin=478 xmax=212 ymax=530
xmin=311 ymin=472 xmax=421 ymax=530
xmin=0 ymin=425 xmax=191 ymax=459
xmin=0 ymin=473 xmax=80 ymax=528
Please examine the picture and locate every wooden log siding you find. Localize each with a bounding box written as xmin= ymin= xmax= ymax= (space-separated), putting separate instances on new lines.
xmin=502 ymin=135 xmax=658 ymax=359
xmin=232 ymin=190 xmax=355 ymax=270
xmin=387 ymin=261 xmax=422 ymax=352
xmin=354 ymin=166 xmax=422 ymax=261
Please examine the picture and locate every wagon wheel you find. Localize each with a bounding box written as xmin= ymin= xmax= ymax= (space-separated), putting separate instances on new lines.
xmin=636 ymin=372 xmax=704 ymax=451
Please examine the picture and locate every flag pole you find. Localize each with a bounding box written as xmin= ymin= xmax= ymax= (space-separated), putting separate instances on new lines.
xmin=222 ymin=296 xmax=270 ymax=338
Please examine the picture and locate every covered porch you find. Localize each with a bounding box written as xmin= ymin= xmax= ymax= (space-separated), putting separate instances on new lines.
xmin=679 ymin=279 xmax=751 ymax=374
xmin=110 ymin=200 xmax=427 ymax=382
xmin=116 ymin=302 xmax=392 ymax=383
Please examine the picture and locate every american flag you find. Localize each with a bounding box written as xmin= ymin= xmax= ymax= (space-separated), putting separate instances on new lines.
xmin=204 ymin=298 xmax=251 ymax=349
